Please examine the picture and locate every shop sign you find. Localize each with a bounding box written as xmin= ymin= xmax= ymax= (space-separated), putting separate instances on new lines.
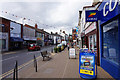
xmin=86 ymin=10 xmax=98 ymax=22
xmin=99 ymin=0 xmax=119 ymax=24
xmin=37 ymin=37 xmax=42 ymax=40
xmin=103 ymin=0 xmax=118 ymax=17
xmin=23 ymin=36 xmax=36 ymax=40
xmin=85 ymin=22 xmax=96 ymax=34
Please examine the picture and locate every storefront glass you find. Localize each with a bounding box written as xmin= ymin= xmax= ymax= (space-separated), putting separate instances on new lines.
xmin=0 ymin=39 xmax=6 ymax=49
xmin=89 ymin=36 xmax=92 ymax=50
xmin=93 ymin=34 xmax=97 ymax=51
xmin=89 ymin=34 xmax=96 ymax=51
xmin=102 ymin=19 xmax=119 ymax=65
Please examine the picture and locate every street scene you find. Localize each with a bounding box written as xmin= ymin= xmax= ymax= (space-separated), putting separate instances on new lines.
xmin=0 ymin=0 xmax=120 ymax=80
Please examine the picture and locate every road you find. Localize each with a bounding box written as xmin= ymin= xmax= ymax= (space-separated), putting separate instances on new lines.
xmin=1 ymin=45 xmax=55 ymax=78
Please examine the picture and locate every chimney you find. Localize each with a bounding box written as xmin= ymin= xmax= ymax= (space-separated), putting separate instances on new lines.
xmin=63 ymin=31 xmax=65 ymax=34
xmin=51 ymin=32 xmax=53 ymax=34
xmin=41 ymin=29 xmax=44 ymax=31
xmin=55 ymin=32 xmax=58 ymax=34
xmin=60 ymin=30 xmax=62 ymax=32
xmin=35 ymin=24 xmax=37 ymax=29
xmin=92 ymin=0 xmax=99 ymax=6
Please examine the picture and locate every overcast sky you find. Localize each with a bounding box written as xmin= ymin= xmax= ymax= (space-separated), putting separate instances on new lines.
xmin=0 ymin=0 xmax=94 ymax=34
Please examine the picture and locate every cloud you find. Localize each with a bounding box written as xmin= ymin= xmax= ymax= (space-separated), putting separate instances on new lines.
xmin=0 ymin=0 xmax=93 ymax=34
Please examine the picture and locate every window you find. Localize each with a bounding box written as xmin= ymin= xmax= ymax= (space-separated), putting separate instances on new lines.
xmin=0 ymin=24 xmax=5 ymax=32
xmin=102 ymin=19 xmax=119 ymax=65
xmin=89 ymin=34 xmax=97 ymax=51
xmin=93 ymin=34 xmax=97 ymax=51
xmin=89 ymin=36 xmax=93 ymax=50
xmin=0 ymin=39 xmax=6 ymax=49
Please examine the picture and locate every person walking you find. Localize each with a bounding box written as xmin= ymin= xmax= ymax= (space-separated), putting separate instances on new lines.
xmin=67 ymin=43 xmax=69 ymax=51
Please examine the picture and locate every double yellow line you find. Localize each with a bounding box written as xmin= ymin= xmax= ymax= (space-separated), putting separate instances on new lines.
xmin=0 ymin=56 xmax=41 ymax=79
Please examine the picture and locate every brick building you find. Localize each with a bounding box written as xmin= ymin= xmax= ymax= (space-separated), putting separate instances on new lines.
xmin=0 ymin=17 xmax=10 ymax=51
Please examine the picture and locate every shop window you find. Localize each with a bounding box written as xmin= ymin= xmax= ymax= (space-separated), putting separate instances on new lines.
xmin=89 ymin=36 xmax=93 ymax=50
xmin=89 ymin=34 xmax=97 ymax=51
xmin=102 ymin=19 xmax=119 ymax=65
xmin=93 ymin=34 xmax=97 ymax=51
xmin=0 ymin=39 xmax=6 ymax=49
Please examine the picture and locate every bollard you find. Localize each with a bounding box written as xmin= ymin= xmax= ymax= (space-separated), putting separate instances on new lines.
xmin=34 ymin=55 xmax=38 ymax=72
xmin=51 ymin=48 xmax=53 ymax=53
xmin=13 ymin=60 xmax=18 ymax=80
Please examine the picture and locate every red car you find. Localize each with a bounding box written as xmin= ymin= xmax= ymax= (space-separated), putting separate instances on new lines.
xmin=28 ymin=43 xmax=41 ymax=51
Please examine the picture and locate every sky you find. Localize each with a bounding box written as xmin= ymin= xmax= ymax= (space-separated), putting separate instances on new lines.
xmin=0 ymin=0 xmax=94 ymax=34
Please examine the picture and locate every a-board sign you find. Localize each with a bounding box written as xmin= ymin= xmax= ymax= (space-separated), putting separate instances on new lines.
xmin=79 ymin=52 xmax=97 ymax=79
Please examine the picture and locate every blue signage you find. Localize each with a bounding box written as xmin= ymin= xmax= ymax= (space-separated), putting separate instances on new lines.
xmin=86 ymin=10 xmax=98 ymax=22
xmin=98 ymin=0 xmax=119 ymax=24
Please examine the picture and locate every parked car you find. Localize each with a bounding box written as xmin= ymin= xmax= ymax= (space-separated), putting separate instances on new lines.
xmin=28 ymin=43 xmax=41 ymax=51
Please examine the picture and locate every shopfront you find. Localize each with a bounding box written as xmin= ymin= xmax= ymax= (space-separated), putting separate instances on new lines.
xmin=85 ymin=22 xmax=97 ymax=51
xmin=99 ymin=0 xmax=120 ymax=79
xmin=36 ymin=31 xmax=44 ymax=47
xmin=23 ymin=25 xmax=36 ymax=48
xmin=10 ymin=22 xmax=23 ymax=50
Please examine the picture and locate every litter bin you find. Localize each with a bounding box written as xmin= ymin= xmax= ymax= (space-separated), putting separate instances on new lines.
xmin=69 ymin=48 xmax=76 ymax=59
xmin=79 ymin=49 xmax=97 ymax=79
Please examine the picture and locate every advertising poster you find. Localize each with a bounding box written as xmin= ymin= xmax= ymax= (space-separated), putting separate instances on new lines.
xmin=80 ymin=55 xmax=94 ymax=75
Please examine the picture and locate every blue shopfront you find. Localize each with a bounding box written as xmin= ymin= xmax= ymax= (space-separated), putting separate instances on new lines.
xmin=98 ymin=0 xmax=120 ymax=79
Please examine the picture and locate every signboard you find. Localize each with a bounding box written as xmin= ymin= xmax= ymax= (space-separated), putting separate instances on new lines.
xmin=37 ymin=38 xmax=42 ymax=40
xmin=99 ymin=0 xmax=119 ymax=24
xmin=85 ymin=22 xmax=96 ymax=34
xmin=69 ymin=48 xmax=76 ymax=58
xmin=80 ymin=55 xmax=94 ymax=75
xmin=23 ymin=36 xmax=36 ymax=40
xmin=86 ymin=10 xmax=98 ymax=22
xmin=79 ymin=51 xmax=96 ymax=79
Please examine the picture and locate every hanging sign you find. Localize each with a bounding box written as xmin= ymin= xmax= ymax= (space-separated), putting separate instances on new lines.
xmin=85 ymin=10 xmax=98 ymax=22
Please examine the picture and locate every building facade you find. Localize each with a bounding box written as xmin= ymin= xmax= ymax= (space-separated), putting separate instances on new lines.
xmin=23 ymin=24 xmax=36 ymax=48
xmin=9 ymin=21 xmax=23 ymax=50
xmin=98 ymin=0 xmax=120 ymax=79
xmin=0 ymin=17 xmax=10 ymax=51
xmin=78 ymin=1 xmax=101 ymax=65
xmin=36 ymin=29 xmax=44 ymax=47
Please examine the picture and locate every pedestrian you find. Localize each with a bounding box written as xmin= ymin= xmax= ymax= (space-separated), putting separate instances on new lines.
xmin=67 ymin=43 xmax=69 ymax=51
xmin=71 ymin=42 xmax=74 ymax=48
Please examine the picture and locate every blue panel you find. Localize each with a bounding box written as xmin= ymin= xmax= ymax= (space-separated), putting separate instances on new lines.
xmin=101 ymin=58 xmax=120 ymax=79
xmin=98 ymin=0 xmax=120 ymax=79
xmin=118 ymin=16 xmax=120 ymax=80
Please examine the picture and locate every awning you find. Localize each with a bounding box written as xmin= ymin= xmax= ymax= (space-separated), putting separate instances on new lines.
xmin=10 ymin=37 xmax=23 ymax=42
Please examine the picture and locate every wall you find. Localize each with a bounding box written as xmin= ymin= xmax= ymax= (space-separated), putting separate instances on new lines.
xmin=23 ymin=26 xmax=36 ymax=41
xmin=0 ymin=18 xmax=10 ymax=51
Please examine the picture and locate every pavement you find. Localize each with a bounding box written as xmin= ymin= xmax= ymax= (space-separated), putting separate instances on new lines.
xmin=6 ymin=47 xmax=114 ymax=80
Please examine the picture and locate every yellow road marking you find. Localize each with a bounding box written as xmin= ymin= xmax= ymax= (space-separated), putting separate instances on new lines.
xmin=0 ymin=56 xmax=41 ymax=79
xmin=4 ymin=52 xmax=16 ymax=55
